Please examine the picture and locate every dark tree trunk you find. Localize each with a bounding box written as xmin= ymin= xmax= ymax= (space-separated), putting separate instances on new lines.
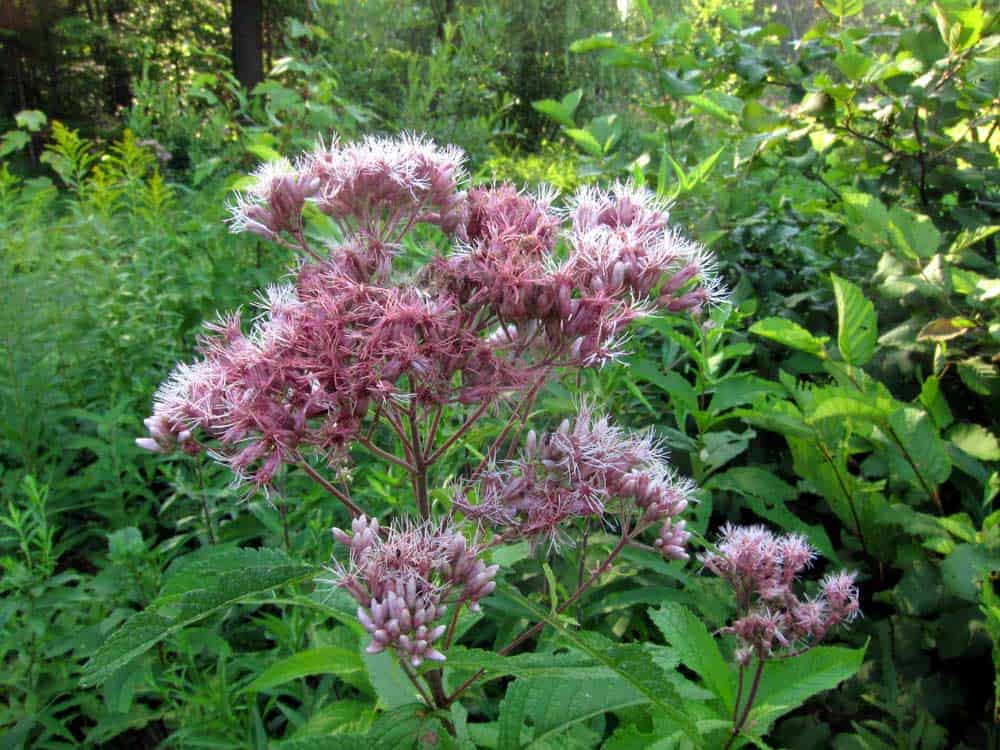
xmin=105 ymin=0 xmax=133 ymax=111
xmin=231 ymin=0 xmax=264 ymax=90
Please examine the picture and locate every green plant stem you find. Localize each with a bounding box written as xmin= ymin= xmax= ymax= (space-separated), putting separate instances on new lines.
xmin=886 ymin=424 xmax=944 ymax=514
xmin=425 ymin=400 xmax=489 ymax=465
xmin=296 ymin=456 xmax=364 ymax=517
xmin=443 ymin=531 xmax=633 ymax=707
xmin=725 ymin=657 xmax=766 ymax=750
xmin=399 ymin=657 xmax=434 ymax=706
xmin=356 ymin=434 xmax=416 ymax=473
xmin=816 ymin=442 xmax=869 ymax=556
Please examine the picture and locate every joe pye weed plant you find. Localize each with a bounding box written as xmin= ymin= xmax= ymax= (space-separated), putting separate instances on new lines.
xmin=84 ymin=134 xmax=863 ymax=748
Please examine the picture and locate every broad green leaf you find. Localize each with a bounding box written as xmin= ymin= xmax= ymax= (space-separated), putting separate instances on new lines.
xmin=887 ymin=407 xmax=951 ymax=488
xmin=888 ymin=206 xmax=941 ymax=259
xmin=919 ymin=376 xmax=954 ymax=429
xmin=808 ymin=395 xmax=889 ymax=424
xmin=752 ymin=645 xmax=866 ymax=730
xmin=498 ymin=674 xmax=646 ymax=750
xmin=749 ymin=318 xmax=828 ymax=357
xmin=246 ymin=646 xmax=365 ymax=693
xmin=496 ymin=584 xmax=700 ymax=741
xmin=821 ymin=0 xmax=863 ymax=20
xmin=564 ymin=128 xmax=603 ymax=157
xmin=683 ymin=93 xmax=738 ymax=124
xmin=649 ymin=603 xmax=734 ymax=711
xmin=531 ymin=89 xmax=583 ymax=128
xmin=569 ymin=33 xmax=618 ymax=53
xmin=441 ymin=646 xmax=599 ymax=682
xmin=942 ymin=544 xmax=1000 ymax=602
xmin=160 ymin=546 xmax=303 ymax=597
xmin=831 ymin=274 xmax=877 ymax=366
xmin=365 ymin=649 xmax=420 ymax=710
xmin=840 ymin=191 xmax=889 ymax=249
xmin=82 ymin=549 xmax=317 ymax=686
xmin=0 ymin=130 xmax=30 ymax=158
xmin=958 ymin=358 xmax=999 ymax=396
xmin=15 ymin=109 xmax=47 ymax=131
xmin=949 ymin=423 xmax=1000 ymax=462
xmin=949 ymin=225 xmax=1000 ymax=255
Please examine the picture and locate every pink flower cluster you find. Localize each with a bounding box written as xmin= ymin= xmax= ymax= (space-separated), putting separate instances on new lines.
xmin=701 ymin=524 xmax=860 ymax=660
xmin=137 ymin=135 xmax=723 ymax=492
xmin=458 ymin=403 xmax=694 ymax=558
xmin=329 ymin=515 xmax=498 ymax=666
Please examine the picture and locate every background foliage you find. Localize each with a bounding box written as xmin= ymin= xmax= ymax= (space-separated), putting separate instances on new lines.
xmin=1 ymin=0 xmax=998 ymax=747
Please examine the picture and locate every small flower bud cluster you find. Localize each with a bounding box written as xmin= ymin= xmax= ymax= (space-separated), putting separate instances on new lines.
xmin=458 ymin=403 xmax=694 ymax=557
xmin=701 ymin=524 xmax=861 ymax=658
xmin=329 ymin=516 xmax=498 ymax=666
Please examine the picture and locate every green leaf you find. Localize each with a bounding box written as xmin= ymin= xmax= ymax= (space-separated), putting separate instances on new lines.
xmin=821 ymin=0 xmax=863 ymax=20
xmin=919 ymin=376 xmax=954 ymax=429
xmin=442 ymin=646 xmax=599 ymax=682
xmin=958 ymin=358 xmax=999 ymax=396
xmin=246 ymin=646 xmax=365 ymax=693
xmin=809 ymin=395 xmax=890 ymax=424
xmin=888 ymin=206 xmax=941 ymax=259
xmin=15 ymin=109 xmax=47 ymax=132
xmin=82 ymin=548 xmax=317 ymax=686
xmin=649 ymin=603 xmax=734 ymax=711
xmin=840 ymin=191 xmax=889 ymax=249
xmin=569 ymin=33 xmax=618 ymax=53
xmin=750 ymin=318 xmax=828 ymax=357
xmin=751 ymin=645 xmax=866 ymax=730
xmin=949 ymin=423 xmax=1000 ymax=462
xmin=942 ymin=544 xmax=999 ymax=602
xmin=887 ymin=407 xmax=951 ymax=488
xmin=365 ymin=649 xmax=420 ymax=710
xmin=917 ymin=317 xmax=973 ymax=342
xmin=496 ymin=584 xmax=700 ymax=741
xmin=532 ymin=89 xmax=583 ymax=129
xmin=564 ymin=128 xmax=603 ymax=157
xmin=683 ymin=93 xmax=739 ymax=124
xmin=831 ymin=274 xmax=877 ymax=366
xmin=498 ymin=674 xmax=647 ymax=750
xmin=0 ymin=130 xmax=30 ymax=158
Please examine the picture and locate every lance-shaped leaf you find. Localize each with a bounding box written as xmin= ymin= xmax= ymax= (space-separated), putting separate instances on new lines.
xmin=82 ymin=548 xmax=317 ymax=686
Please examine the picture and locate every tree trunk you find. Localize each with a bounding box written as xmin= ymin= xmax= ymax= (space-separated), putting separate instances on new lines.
xmin=231 ymin=0 xmax=264 ymax=90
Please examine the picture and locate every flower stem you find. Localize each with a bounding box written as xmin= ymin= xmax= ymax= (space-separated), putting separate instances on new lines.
xmin=443 ymin=531 xmax=632 ymax=707
xmin=724 ymin=656 xmax=766 ymax=750
xmin=296 ymin=455 xmax=364 ymax=517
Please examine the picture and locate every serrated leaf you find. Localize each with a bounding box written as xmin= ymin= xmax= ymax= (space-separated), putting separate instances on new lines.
xmin=808 ymin=395 xmax=889 ymax=424
xmin=649 ymin=603 xmax=734 ymax=711
xmin=942 ymin=544 xmax=999 ymax=602
xmin=498 ymin=674 xmax=647 ymax=750
xmin=496 ymin=584 xmax=699 ymax=741
xmin=245 ymin=646 xmax=365 ymax=693
xmin=831 ymin=274 xmax=877 ymax=366
xmin=887 ymin=407 xmax=951 ymax=488
xmin=751 ymin=645 xmax=866 ymax=730
xmin=441 ymin=646 xmax=599 ymax=682
xmin=948 ymin=423 xmax=1000 ymax=462
xmin=958 ymin=358 xmax=998 ymax=396
xmin=82 ymin=549 xmax=317 ymax=686
xmin=750 ymin=318 xmax=828 ymax=357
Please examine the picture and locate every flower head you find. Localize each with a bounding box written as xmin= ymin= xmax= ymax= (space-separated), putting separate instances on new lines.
xmin=327 ymin=516 xmax=497 ymax=665
xmin=702 ymin=524 xmax=860 ymax=658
